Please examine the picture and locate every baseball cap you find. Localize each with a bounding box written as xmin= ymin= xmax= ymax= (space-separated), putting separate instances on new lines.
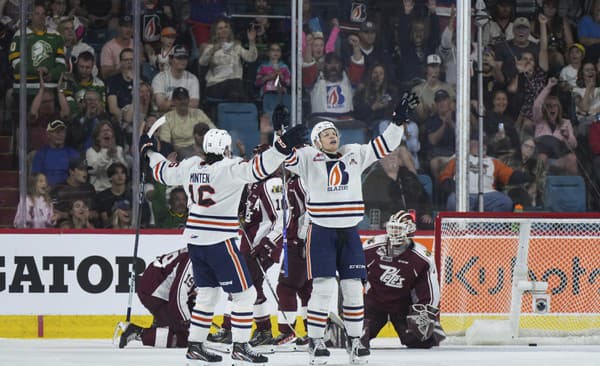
xmin=119 ymin=15 xmax=132 ymax=26
xmin=434 ymin=89 xmax=450 ymax=102
xmin=427 ymin=54 xmax=442 ymax=65
xmin=47 ymin=119 xmax=66 ymax=131
xmin=112 ymin=199 xmax=132 ymax=211
xmin=513 ymin=17 xmax=530 ymax=29
xmin=569 ymin=43 xmax=586 ymax=56
xmin=172 ymin=87 xmax=189 ymax=100
xmin=172 ymin=45 xmax=189 ymax=58
xmin=68 ymin=157 xmax=89 ymax=171
xmin=161 ymin=26 xmax=177 ymax=37
xmin=360 ymin=21 xmax=376 ymax=33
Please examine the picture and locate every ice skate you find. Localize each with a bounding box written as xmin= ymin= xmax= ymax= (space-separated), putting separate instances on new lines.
xmin=346 ymin=337 xmax=370 ymax=365
xmin=205 ymin=328 xmax=232 ymax=353
xmin=118 ymin=323 xmax=142 ymax=348
xmin=231 ymin=342 xmax=268 ymax=365
xmin=185 ymin=341 xmax=222 ymax=365
xmin=249 ymin=329 xmax=275 ymax=353
xmin=308 ymin=337 xmax=330 ymax=365
xmin=272 ymin=331 xmax=298 ymax=352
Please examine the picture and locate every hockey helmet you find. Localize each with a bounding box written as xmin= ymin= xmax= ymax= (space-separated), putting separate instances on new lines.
xmin=386 ymin=210 xmax=417 ymax=252
xmin=203 ymin=129 xmax=232 ymax=155
xmin=310 ymin=121 xmax=339 ymax=150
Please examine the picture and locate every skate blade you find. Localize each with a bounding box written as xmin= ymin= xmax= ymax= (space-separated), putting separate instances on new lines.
xmin=250 ymin=344 xmax=275 ymax=354
xmin=186 ymin=359 xmax=220 ymax=366
xmin=349 ymin=355 xmax=369 ymax=365
xmin=309 ymin=358 xmax=328 ymax=366
xmin=231 ymin=359 xmax=268 ymax=366
xmin=204 ymin=342 xmax=232 ymax=353
xmin=273 ymin=343 xmax=299 ymax=352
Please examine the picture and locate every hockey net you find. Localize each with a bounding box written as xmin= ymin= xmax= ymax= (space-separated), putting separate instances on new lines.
xmin=434 ymin=212 xmax=600 ymax=345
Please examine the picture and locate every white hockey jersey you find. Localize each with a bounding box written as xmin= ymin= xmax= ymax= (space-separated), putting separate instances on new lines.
xmin=147 ymin=148 xmax=287 ymax=245
xmin=285 ymin=123 xmax=404 ymax=228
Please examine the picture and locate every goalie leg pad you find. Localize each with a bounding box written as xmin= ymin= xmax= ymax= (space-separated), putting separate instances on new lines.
xmin=230 ymin=286 xmax=257 ymax=343
xmin=340 ymin=278 xmax=364 ymax=338
xmin=307 ymin=277 xmax=336 ymax=339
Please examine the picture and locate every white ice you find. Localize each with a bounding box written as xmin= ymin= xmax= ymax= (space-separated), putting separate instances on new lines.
xmin=1 ymin=338 xmax=599 ymax=366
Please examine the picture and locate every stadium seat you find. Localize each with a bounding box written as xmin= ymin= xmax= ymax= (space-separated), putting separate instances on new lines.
xmin=417 ymin=174 xmax=433 ymax=199
xmin=217 ymin=103 xmax=260 ymax=157
xmin=543 ymin=175 xmax=586 ymax=212
xmin=262 ymin=93 xmax=292 ymax=122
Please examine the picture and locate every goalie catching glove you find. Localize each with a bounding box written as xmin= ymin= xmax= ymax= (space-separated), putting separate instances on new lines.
xmin=274 ymin=124 xmax=308 ymax=154
xmin=406 ymin=304 xmax=440 ymax=342
xmin=392 ymin=92 xmax=419 ymax=125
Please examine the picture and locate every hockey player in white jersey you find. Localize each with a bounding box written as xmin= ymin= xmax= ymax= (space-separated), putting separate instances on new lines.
xmin=283 ymin=93 xmax=418 ymax=365
xmin=140 ymin=124 xmax=307 ymax=366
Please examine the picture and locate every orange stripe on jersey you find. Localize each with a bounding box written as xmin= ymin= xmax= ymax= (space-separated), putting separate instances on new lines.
xmin=343 ymin=310 xmax=364 ymax=316
xmin=306 ymin=225 xmax=313 ymax=280
xmin=374 ymin=137 xmax=387 ymax=157
xmin=225 ymin=240 xmax=248 ymax=290
xmin=253 ymin=156 xmax=265 ymax=178
xmin=187 ymin=218 xmax=239 ymax=227
xmin=191 ymin=313 xmax=212 ymax=322
xmin=307 ymin=314 xmax=328 ymax=322
xmin=153 ymin=162 xmax=162 ymax=182
xmin=308 ymin=206 xmax=364 ymax=212
xmin=231 ymin=317 xmax=253 ymax=323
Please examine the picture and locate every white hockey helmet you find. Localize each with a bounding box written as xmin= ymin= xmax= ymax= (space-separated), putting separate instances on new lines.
xmin=202 ymin=129 xmax=232 ymax=155
xmin=386 ymin=210 xmax=417 ymax=251
xmin=310 ymin=121 xmax=339 ymax=150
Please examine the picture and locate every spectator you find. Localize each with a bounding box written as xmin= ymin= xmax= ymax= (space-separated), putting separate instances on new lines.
xmin=190 ymin=122 xmax=211 ymax=159
xmin=151 ymin=45 xmax=200 ymax=112
xmin=347 ymin=21 xmax=395 ymax=82
xmin=86 ymin=121 xmax=128 ymax=192
xmin=502 ymin=136 xmax=546 ymax=208
xmin=188 ymin=0 xmax=227 ymax=47
xmin=57 ymin=16 xmax=93 ymax=74
xmin=50 ymin=156 xmax=97 ymax=223
xmin=121 ymin=82 xmax=154 ymax=142
xmin=146 ymin=26 xmax=177 ymax=72
xmin=64 ymin=51 xmax=105 ymax=116
xmin=559 ymin=43 xmax=585 ymax=90
xmin=302 ymin=33 xmax=327 ymax=75
xmin=440 ymin=134 xmax=534 ymax=212
xmin=31 ymin=120 xmax=81 ymax=187
xmin=411 ymin=54 xmax=456 ymax=123
xmin=481 ymin=0 xmax=517 ymax=48
xmin=9 ymin=3 xmax=66 ymax=94
xmin=129 ymin=0 xmax=173 ymax=44
xmin=13 ymin=172 xmax=57 ymax=228
xmin=531 ymin=0 xmax=574 ymax=72
xmin=577 ymin=0 xmax=600 ymax=64
xmin=106 ymin=48 xmax=136 ymax=124
xmin=254 ymin=42 xmax=291 ymax=97
xmin=572 ymin=61 xmax=600 ymax=135
xmin=158 ymin=87 xmax=215 ymax=159
xmin=110 ymin=198 xmax=132 ymax=229
xmin=362 ymin=149 xmax=433 ymax=230
xmin=100 ymin=16 xmax=134 ymax=79
xmin=589 ymin=115 xmax=600 ymax=205
xmin=484 ymin=89 xmax=520 ymax=160
xmin=59 ymin=198 xmax=95 ymax=228
xmin=66 ymin=90 xmax=109 ymax=152
xmin=95 ymin=162 xmax=131 ymax=228
xmin=423 ymin=89 xmax=456 ymax=183
xmin=198 ymin=18 xmax=258 ymax=102
xmin=151 ymin=184 xmax=188 ymax=228
xmin=84 ymin=0 xmax=119 ymax=29
xmin=470 ymin=47 xmax=505 ymax=112
xmin=532 ymin=77 xmax=579 ymax=175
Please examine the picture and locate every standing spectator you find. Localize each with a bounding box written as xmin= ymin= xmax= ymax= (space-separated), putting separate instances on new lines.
xmin=411 ymin=54 xmax=456 ymax=123
xmin=254 ymin=42 xmax=291 ymax=97
xmin=423 ymin=90 xmax=456 ymax=183
xmin=158 ymin=87 xmax=215 ymax=159
xmin=302 ymin=33 xmax=327 ymax=76
xmin=126 ymin=0 xmax=173 ymax=44
xmin=531 ymin=0 xmax=574 ymax=73
xmin=572 ymin=61 xmax=600 ymax=135
xmin=361 ymin=211 xmax=445 ymax=349
xmin=346 ymin=21 xmax=395 ymax=82
xmin=59 ymin=198 xmax=95 ymax=228
xmin=152 ymin=45 xmax=200 ymax=112
xmin=188 ymin=0 xmax=228 ymax=47
xmin=439 ymin=134 xmax=534 ymax=212
xmin=100 ymin=16 xmax=134 ymax=79
xmin=150 ymin=184 xmax=188 ymax=228
xmin=198 ymin=18 xmax=258 ymax=102
xmin=64 ymin=51 xmax=105 ymax=116
xmin=85 ymin=121 xmax=128 ymax=192
xmin=50 ymin=156 xmax=97 ymax=223
xmin=95 ymin=162 xmax=131 ymax=228
xmin=502 ymin=136 xmax=547 ymax=208
xmin=9 ymin=3 xmax=66 ymax=94
xmin=13 ymin=172 xmax=56 ymax=228
xmin=31 ymin=120 xmax=81 ymax=187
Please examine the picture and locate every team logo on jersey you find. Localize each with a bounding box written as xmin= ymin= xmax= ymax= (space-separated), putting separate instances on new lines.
xmin=313 ymin=152 xmax=325 ymax=161
xmin=379 ymin=264 xmax=405 ymax=288
xmin=350 ymin=2 xmax=367 ymax=23
xmin=326 ymin=85 xmax=345 ymax=109
xmin=31 ymin=40 xmax=52 ymax=67
xmin=326 ymin=161 xmax=349 ymax=191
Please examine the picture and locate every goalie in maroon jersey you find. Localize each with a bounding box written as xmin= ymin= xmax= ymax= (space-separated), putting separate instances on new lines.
xmin=361 ymin=210 xmax=446 ymax=349
xmin=119 ymin=247 xmax=195 ymax=348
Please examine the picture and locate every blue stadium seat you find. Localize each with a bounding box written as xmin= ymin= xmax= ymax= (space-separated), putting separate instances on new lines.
xmin=262 ymin=93 xmax=292 ymax=122
xmin=338 ymin=127 xmax=366 ymax=144
xmin=417 ymin=174 xmax=433 ymax=199
xmin=543 ymin=175 xmax=586 ymax=212
xmin=217 ymin=103 xmax=260 ymax=158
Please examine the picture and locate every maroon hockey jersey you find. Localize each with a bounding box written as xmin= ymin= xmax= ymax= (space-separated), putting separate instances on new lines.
xmin=363 ymin=235 xmax=440 ymax=315
xmin=285 ymin=174 xmax=308 ymax=243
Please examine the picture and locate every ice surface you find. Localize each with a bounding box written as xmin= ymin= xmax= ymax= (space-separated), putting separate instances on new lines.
xmin=1 ymin=338 xmax=599 ymax=366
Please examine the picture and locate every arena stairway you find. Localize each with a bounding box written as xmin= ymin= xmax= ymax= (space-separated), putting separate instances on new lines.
xmin=0 ymin=132 xmax=17 ymax=228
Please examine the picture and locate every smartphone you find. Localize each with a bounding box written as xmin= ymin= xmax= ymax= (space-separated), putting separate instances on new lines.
xmin=498 ymin=122 xmax=504 ymax=132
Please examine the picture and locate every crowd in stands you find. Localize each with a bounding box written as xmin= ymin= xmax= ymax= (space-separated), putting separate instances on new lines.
xmin=3 ymin=0 xmax=600 ymax=229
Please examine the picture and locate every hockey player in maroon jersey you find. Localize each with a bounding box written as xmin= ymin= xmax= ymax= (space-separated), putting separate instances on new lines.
xmin=119 ymin=247 xmax=194 ymax=348
xmin=361 ymin=210 xmax=445 ymax=349
xmin=139 ymin=124 xmax=307 ymax=365
xmin=283 ymin=92 xmax=418 ymax=365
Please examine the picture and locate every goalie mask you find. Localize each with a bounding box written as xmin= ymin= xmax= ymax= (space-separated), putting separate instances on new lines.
xmin=203 ymin=129 xmax=232 ymax=156
xmin=386 ymin=210 xmax=417 ymax=255
xmin=310 ymin=121 xmax=339 ymax=151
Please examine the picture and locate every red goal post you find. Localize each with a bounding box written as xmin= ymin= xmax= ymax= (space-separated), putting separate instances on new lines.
xmin=434 ymin=212 xmax=600 ymax=345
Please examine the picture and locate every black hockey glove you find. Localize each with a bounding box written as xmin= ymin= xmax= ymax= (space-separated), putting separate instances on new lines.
xmin=274 ymin=124 xmax=308 ymax=155
xmin=252 ymin=237 xmax=277 ymax=259
xmin=406 ymin=304 xmax=439 ymax=342
xmin=140 ymin=134 xmax=158 ymax=157
xmin=392 ymin=92 xmax=419 ymax=125
xmin=272 ymin=104 xmax=290 ymax=132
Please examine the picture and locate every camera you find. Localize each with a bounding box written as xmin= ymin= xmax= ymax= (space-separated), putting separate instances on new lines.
xmin=532 ymin=293 xmax=550 ymax=314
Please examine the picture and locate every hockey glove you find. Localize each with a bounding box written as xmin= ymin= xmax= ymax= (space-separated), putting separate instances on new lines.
xmin=140 ymin=134 xmax=158 ymax=157
xmin=272 ymin=104 xmax=290 ymax=132
xmin=274 ymin=124 xmax=308 ymax=155
xmin=252 ymin=237 xmax=277 ymax=259
xmin=392 ymin=92 xmax=419 ymax=125
xmin=406 ymin=304 xmax=439 ymax=342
